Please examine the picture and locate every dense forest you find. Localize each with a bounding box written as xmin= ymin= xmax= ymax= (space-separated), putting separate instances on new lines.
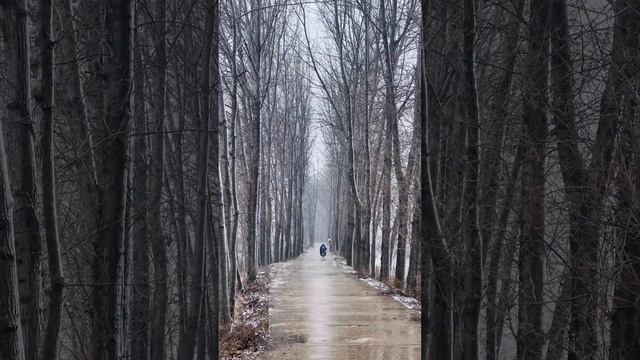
xmin=1 ymin=0 xmax=639 ymax=359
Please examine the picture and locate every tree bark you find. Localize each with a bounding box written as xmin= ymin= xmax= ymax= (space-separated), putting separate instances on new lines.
xmin=517 ymin=1 xmax=549 ymax=359
xmin=91 ymin=1 xmax=134 ymax=359
xmin=460 ymin=0 xmax=482 ymax=358
xmin=546 ymin=1 xmax=640 ymax=358
xmin=0 ymin=117 xmax=26 ymax=360
xmin=246 ymin=0 xmax=263 ymax=282
xmin=38 ymin=0 xmax=64 ymax=356
xmin=2 ymin=1 xmax=43 ymax=358
xmin=421 ymin=1 xmax=453 ymax=357
xmin=149 ymin=1 xmax=169 ymax=357
xmin=606 ymin=3 xmax=640 ymax=357
xmin=177 ymin=2 xmax=217 ymax=358
xmin=486 ymin=140 xmax=523 ymax=360
xmin=130 ymin=45 xmax=150 ymax=360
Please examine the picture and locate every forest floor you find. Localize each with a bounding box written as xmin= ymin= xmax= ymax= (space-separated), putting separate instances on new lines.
xmin=265 ymin=245 xmax=421 ymax=359
xmin=220 ymin=268 xmax=272 ymax=359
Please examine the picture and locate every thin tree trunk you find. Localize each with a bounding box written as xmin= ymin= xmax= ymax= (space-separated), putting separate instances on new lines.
xmin=149 ymin=1 xmax=169 ymax=357
xmin=227 ymin=16 xmax=240 ymax=307
xmin=220 ymin=68 xmax=236 ymax=319
xmin=380 ymin=118 xmax=392 ymax=281
xmin=217 ymin=89 xmax=231 ymax=324
xmin=460 ymin=0 xmax=482 ymax=358
xmin=130 ymin=45 xmax=150 ymax=360
xmin=38 ymin=0 xmax=63 ymax=356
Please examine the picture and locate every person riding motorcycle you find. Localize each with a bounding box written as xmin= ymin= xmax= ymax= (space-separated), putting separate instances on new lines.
xmin=320 ymin=243 xmax=327 ymax=257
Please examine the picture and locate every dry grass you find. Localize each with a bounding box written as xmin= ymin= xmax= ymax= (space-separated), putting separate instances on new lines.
xmin=220 ymin=270 xmax=271 ymax=359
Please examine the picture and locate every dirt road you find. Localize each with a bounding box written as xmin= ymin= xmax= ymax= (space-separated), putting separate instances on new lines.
xmin=267 ymin=245 xmax=421 ymax=359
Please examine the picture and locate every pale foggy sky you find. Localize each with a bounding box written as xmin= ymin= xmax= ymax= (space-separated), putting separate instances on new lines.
xmin=302 ymin=2 xmax=330 ymax=179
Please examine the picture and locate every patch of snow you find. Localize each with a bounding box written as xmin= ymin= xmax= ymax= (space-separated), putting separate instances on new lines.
xmin=334 ymin=256 xmax=422 ymax=314
xmin=359 ymin=278 xmax=391 ymax=292
xmin=391 ymin=295 xmax=422 ymax=311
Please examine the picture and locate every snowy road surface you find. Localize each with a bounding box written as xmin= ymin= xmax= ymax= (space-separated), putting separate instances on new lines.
xmin=266 ymin=244 xmax=421 ymax=359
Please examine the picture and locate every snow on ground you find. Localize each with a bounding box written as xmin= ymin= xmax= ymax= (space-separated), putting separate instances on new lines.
xmin=333 ymin=256 xmax=422 ymax=313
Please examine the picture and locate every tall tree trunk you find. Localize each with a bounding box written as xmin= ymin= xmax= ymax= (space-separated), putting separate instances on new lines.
xmin=38 ymin=0 xmax=63 ymax=357
xmin=3 ymin=1 xmax=43 ymax=358
xmin=380 ymin=118 xmax=392 ymax=282
xmin=246 ymin=0 xmax=263 ymax=282
xmin=406 ymin=182 xmax=421 ymax=296
xmin=177 ymin=2 xmax=217 ymax=358
xmin=406 ymin=49 xmax=424 ymax=296
xmin=421 ymin=1 xmax=453 ymax=357
xmin=479 ymin=0 xmax=524 ymax=263
xmin=460 ymin=0 xmax=482 ymax=358
xmin=517 ymin=1 xmax=549 ymax=359
xmin=92 ymin=1 xmax=134 ymax=359
xmin=149 ymin=0 xmax=169 ymax=357
xmin=227 ymin=8 xmax=240 ymax=307
xmin=130 ymin=45 xmax=150 ymax=360
xmin=217 ymin=90 xmax=231 ymax=324
xmin=0 ymin=117 xmax=26 ymax=360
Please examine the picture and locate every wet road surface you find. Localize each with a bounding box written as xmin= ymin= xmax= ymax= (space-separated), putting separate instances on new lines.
xmin=266 ymin=244 xmax=421 ymax=359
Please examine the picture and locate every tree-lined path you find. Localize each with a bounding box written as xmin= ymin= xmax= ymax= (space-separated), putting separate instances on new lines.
xmin=267 ymin=245 xmax=420 ymax=359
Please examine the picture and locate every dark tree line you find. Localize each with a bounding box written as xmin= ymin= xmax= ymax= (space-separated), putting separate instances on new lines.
xmin=304 ymin=0 xmax=640 ymax=359
xmin=416 ymin=0 xmax=640 ymax=359
xmin=0 ymin=0 xmax=315 ymax=359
